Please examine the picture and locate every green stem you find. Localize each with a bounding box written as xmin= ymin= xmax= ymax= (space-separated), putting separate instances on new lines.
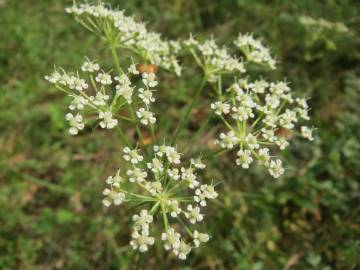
xmin=115 ymin=126 xmax=132 ymax=148
xmin=171 ymin=77 xmax=207 ymax=145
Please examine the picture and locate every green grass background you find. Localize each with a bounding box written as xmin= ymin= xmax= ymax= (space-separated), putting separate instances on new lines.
xmin=1 ymin=0 xmax=360 ymax=269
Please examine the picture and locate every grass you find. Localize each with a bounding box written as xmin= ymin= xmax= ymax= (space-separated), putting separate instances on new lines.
xmin=1 ymin=0 xmax=360 ymax=269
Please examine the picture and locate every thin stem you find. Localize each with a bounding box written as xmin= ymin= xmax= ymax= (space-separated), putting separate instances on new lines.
xmin=115 ymin=126 xmax=132 ymax=148
xmin=110 ymin=45 xmax=124 ymax=76
xmin=161 ymin=202 xmax=169 ymax=230
xmin=171 ymin=77 xmax=207 ymax=145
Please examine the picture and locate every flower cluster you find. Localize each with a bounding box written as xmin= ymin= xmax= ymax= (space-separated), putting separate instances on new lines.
xmin=298 ymin=15 xmax=349 ymax=35
xmin=234 ymin=33 xmax=276 ymax=69
xmin=103 ymin=144 xmax=218 ymax=259
xmin=183 ymin=35 xmax=246 ymax=82
xmin=212 ymin=78 xmax=314 ymax=178
xmin=45 ymin=60 xmax=158 ymax=135
xmin=65 ymin=2 xmax=181 ymax=76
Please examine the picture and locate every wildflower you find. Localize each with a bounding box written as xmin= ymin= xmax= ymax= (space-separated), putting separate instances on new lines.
xmin=127 ymin=168 xmax=147 ymax=183
xmin=69 ymin=95 xmax=88 ymax=110
xmin=133 ymin=210 xmax=153 ymax=232
xmin=128 ymin=64 xmax=140 ymax=75
xmin=166 ymin=147 xmax=181 ymax=164
xmin=268 ymin=159 xmax=284 ymax=178
xmin=142 ymin=72 xmax=158 ymax=88
xmin=91 ymin=92 xmax=109 ymax=106
xmin=185 ymin=204 xmax=203 ymax=224
xmin=136 ymin=108 xmax=156 ymax=125
xmin=181 ymin=167 xmax=199 ymax=188
xmin=168 ymin=168 xmax=180 ymax=181
xmin=102 ymin=188 xmax=125 ymax=207
xmin=167 ymin=200 xmax=181 ymax=217
xmin=190 ymin=157 xmax=206 ymax=169
xmin=81 ymin=59 xmax=100 ymax=72
xmin=194 ymin=184 xmax=218 ymax=207
xmin=99 ymin=111 xmax=118 ymax=129
xmin=236 ymin=149 xmax=253 ymax=169
xmin=138 ymin=88 xmax=155 ymax=104
xmin=301 ymin=126 xmax=314 ymax=141
xmin=45 ymin=71 xmax=62 ymax=84
xmin=215 ymin=131 xmax=239 ymax=149
xmin=65 ymin=113 xmax=84 ymax=135
xmin=258 ymin=148 xmax=270 ymax=164
xmin=123 ymin=147 xmax=143 ymax=164
xmin=161 ymin=228 xmax=181 ymax=250
xmin=210 ymin=101 xmax=230 ymax=115
xmin=101 ymin=144 xmax=217 ymax=258
xmin=130 ymin=230 xmax=155 ymax=252
xmin=147 ymin=158 xmax=164 ymax=174
xmin=173 ymin=240 xmax=191 ymax=260
xmin=193 ymin=230 xmax=210 ymax=247
xmin=234 ymin=33 xmax=276 ymax=69
xmin=115 ymin=83 xmax=133 ymax=104
xmin=106 ymin=170 xmax=123 ymax=188
xmin=95 ymin=72 xmax=112 ymax=85
xmin=67 ymin=75 xmax=88 ymax=91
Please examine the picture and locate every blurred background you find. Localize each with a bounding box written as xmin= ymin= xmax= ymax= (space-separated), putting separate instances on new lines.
xmin=1 ymin=0 xmax=360 ymax=269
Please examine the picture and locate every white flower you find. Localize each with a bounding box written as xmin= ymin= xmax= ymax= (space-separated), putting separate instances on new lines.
xmin=128 ymin=64 xmax=140 ymax=75
xmin=99 ymin=111 xmax=118 ymax=129
xmin=161 ymin=228 xmax=181 ymax=250
xmin=261 ymin=128 xmax=276 ymax=142
xmin=181 ymin=167 xmax=199 ymax=189
xmin=258 ymin=148 xmax=270 ymax=164
xmin=232 ymin=106 xmax=254 ymax=121
xmin=166 ymin=147 xmax=181 ymax=164
xmin=91 ymin=92 xmax=109 ymax=106
xmin=130 ymin=230 xmax=155 ymax=252
xmin=115 ymin=76 xmax=133 ymax=104
xmin=194 ymin=184 xmax=218 ymax=207
xmin=250 ymin=80 xmax=269 ymax=93
xmin=102 ymin=188 xmax=125 ymax=207
xmin=68 ymin=75 xmax=88 ymax=91
xmin=136 ymin=108 xmax=156 ymax=125
xmin=147 ymin=158 xmax=164 ymax=174
xmin=138 ymin=88 xmax=155 ymax=105
xmin=65 ymin=113 xmax=84 ymax=135
xmin=142 ymin=72 xmax=158 ymax=88
xmin=69 ymin=95 xmax=88 ymax=110
xmin=301 ymin=126 xmax=314 ymax=141
xmin=185 ymin=205 xmax=203 ymax=224
xmin=215 ymin=131 xmax=239 ymax=149
xmin=210 ymin=101 xmax=230 ymax=115
xmin=234 ymin=33 xmax=276 ymax=69
xmin=190 ymin=157 xmax=206 ymax=169
xmin=45 ymin=71 xmax=61 ymax=84
xmin=295 ymin=97 xmax=309 ymax=109
xmin=81 ymin=60 xmax=100 ymax=73
xmin=168 ymin=168 xmax=180 ymax=181
xmin=154 ymin=144 xmax=168 ymax=157
xmin=123 ymin=147 xmax=143 ymax=164
xmin=166 ymin=199 xmax=181 ymax=217
xmin=132 ymin=210 xmax=153 ymax=232
xmin=265 ymin=94 xmax=281 ymax=109
xmin=245 ymin=134 xmax=259 ymax=149
xmin=268 ymin=159 xmax=284 ymax=178
xmin=275 ymin=137 xmax=289 ymax=150
xmin=236 ymin=149 xmax=253 ymax=169
xmin=193 ymin=230 xmax=210 ymax=247
xmin=127 ymin=168 xmax=147 ymax=183
xmin=173 ymin=240 xmax=191 ymax=260
xmin=106 ymin=170 xmax=123 ymax=188
xmin=145 ymin=181 xmax=163 ymax=195
xmin=95 ymin=72 xmax=112 ymax=85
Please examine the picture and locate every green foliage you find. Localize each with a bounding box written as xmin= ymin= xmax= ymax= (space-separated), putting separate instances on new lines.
xmin=1 ymin=0 xmax=359 ymax=269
